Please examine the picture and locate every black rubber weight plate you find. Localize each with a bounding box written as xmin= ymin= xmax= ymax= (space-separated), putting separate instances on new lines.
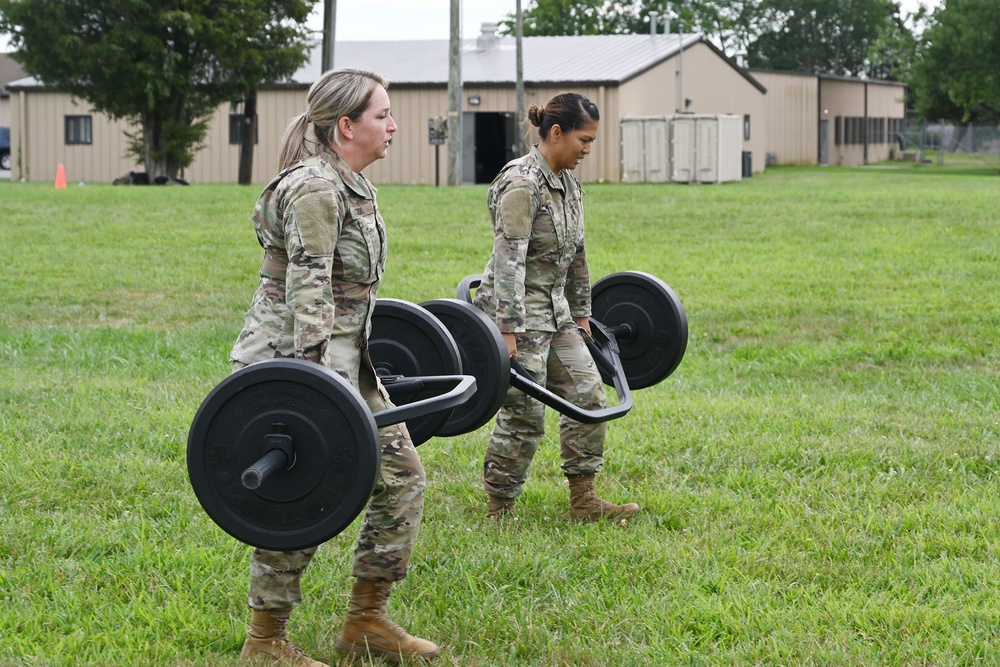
xmin=187 ymin=359 xmax=379 ymax=551
xmin=420 ymin=299 xmax=510 ymax=437
xmin=590 ymin=271 xmax=688 ymax=389
xmin=369 ymin=298 xmax=463 ymax=446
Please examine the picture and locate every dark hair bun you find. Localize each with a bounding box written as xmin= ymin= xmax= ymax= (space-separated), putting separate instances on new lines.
xmin=527 ymin=104 xmax=545 ymax=127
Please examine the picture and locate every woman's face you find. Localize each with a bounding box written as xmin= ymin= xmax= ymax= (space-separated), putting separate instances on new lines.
xmin=549 ymin=119 xmax=598 ymax=173
xmin=346 ymin=85 xmax=397 ymax=167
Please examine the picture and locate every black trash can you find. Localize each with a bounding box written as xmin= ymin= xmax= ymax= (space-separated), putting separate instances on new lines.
xmin=741 ymin=151 xmax=752 ymax=178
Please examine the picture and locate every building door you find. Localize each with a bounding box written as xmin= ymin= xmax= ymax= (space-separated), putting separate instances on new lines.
xmin=819 ymin=119 xmax=830 ymax=166
xmin=462 ymin=112 xmax=517 ymax=184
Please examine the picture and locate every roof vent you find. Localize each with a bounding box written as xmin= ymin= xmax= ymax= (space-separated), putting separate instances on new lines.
xmin=649 ymin=11 xmax=659 ymax=37
xmin=477 ymin=22 xmax=500 ymax=52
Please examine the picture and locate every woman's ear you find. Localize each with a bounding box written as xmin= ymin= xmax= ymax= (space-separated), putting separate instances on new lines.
xmin=338 ymin=116 xmax=353 ymax=141
xmin=549 ymin=124 xmax=563 ymax=142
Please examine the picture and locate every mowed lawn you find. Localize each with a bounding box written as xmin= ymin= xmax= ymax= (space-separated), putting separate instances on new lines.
xmin=1 ymin=164 xmax=998 ymax=666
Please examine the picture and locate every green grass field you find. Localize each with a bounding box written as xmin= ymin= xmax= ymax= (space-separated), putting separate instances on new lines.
xmin=1 ymin=165 xmax=998 ymax=666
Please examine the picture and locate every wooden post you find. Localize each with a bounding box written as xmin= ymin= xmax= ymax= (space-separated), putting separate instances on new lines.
xmin=447 ymin=0 xmax=462 ymax=185
xmin=322 ymin=0 xmax=337 ymax=71
xmin=515 ymin=0 xmax=525 ymax=156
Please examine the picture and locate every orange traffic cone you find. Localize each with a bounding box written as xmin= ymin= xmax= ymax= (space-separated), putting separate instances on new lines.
xmin=55 ymin=163 xmax=67 ymax=189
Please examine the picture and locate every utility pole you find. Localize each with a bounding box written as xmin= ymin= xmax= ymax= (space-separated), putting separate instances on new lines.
xmin=515 ymin=0 xmax=525 ymax=156
xmin=676 ymin=19 xmax=685 ymax=114
xmin=447 ymin=0 xmax=462 ymax=185
xmin=322 ymin=0 xmax=336 ymax=71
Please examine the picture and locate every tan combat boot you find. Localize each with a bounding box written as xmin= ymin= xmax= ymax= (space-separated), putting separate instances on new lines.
xmin=239 ymin=609 xmax=328 ymax=666
xmin=485 ymin=494 xmax=516 ymax=519
xmin=336 ymin=579 xmax=439 ymax=663
xmin=567 ymin=474 xmax=640 ymax=522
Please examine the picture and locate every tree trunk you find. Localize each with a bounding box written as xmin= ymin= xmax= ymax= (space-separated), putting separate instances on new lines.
xmin=141 ymin=113 xmax=169 ymax=182
xmin=948 ymin=124 xmax=968 ymax=152
xmin=238 ymin=89 xmax=258 ymax=185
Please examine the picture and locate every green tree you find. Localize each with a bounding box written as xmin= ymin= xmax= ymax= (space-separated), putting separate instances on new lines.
xmin=0 ymin=0 xmax=316 ymax=180
xmin=910 ymin=0 xmax=1000 ymax=124
xmin=499 ymin=0 xmax=908 ymax=72
xmin=500 ymin=0 xmax=751 ymax=45
xmin=747 ymin=0 xmax=904 ymax=77
xmin=502 ymin=0 xmax=615 ymax=36
xmin=865 ymin=7 xmax=925 ymax=82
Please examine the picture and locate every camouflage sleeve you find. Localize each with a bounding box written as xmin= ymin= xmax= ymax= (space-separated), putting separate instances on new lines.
xmin=284 ymin=190 xmax=344 ymax=362
xmin=491 ymin=184 xmax=536 ymax=332
xmin=566 ymin=239 xmax=592 ymax=318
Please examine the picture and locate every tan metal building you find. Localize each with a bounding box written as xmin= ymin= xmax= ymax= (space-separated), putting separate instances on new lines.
xmin=1 ymin=53 xmax=29 ymax=173
xmin=7 ymin=27 xmax=769 ymax=185
xmin=1 ymin=53 xmax=28 ymax=129
xmin=750 ymin=69 xmax=906 ymax=167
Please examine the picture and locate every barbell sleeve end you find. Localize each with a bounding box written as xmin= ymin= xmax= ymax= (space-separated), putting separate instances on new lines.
xmin=241 ymin=446 xmax=292 ymax=491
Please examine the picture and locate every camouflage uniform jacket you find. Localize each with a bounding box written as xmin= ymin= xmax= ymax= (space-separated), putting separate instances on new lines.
xmin=230 ymin=146 xmax=386 ymax=389
xmin=474 ymin=145 xmax=591 ymax=332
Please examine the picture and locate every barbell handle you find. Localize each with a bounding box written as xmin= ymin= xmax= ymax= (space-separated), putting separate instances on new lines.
xmin=457 ymin=275 xmax=622 ymax=389
xmin=457 ymin=273 xmax=636 ymax=416
xmin=373 ymin=374 xmax=477 ymax=429
xmin=508 ymin=324 xmax=633 ymax=424
xmin=456 ymin=274 xmax=481 ymax=303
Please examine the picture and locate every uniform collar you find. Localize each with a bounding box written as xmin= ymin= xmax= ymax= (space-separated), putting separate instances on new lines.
xmin=315 ymin=145 xmax=377 ymax=199
xmin=529 ymin=145 xmax=578 ymax=196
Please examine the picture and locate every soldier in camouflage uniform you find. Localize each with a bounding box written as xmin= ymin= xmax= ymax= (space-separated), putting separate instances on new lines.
xmin=473 ymin=93 xmax=640 ymax=524
xmin=229 ymin=68 xmax=438 ymax=666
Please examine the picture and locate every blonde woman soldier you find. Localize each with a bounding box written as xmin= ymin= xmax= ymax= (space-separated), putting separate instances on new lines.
xmin=229 ymin=68 xmax=438 ymax=665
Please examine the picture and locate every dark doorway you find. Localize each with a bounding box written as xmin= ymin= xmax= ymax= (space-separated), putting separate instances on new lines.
xmin=462 ymin=112 xmax=518 ymax=184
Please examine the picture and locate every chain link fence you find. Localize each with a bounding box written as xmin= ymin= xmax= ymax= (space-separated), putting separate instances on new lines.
xmin=895 ymin=112 xmax=1000 ymax=167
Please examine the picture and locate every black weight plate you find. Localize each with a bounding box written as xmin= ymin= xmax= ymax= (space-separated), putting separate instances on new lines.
xmin=370 ymin=299 xmax=463 ymax=446
xmin=187 ymin=359 xmax=379 ymax=551
xmin=420 ymin=299 xmax=510 ymax=436
xmin=591 ymin=271 xmax=688 ymax=389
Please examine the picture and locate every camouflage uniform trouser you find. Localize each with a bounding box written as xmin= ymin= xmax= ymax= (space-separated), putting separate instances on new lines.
xmin=235 ymin=362 xmax=426 ymax=612
xmin=483 ymin=323 xmax=606 ymax=499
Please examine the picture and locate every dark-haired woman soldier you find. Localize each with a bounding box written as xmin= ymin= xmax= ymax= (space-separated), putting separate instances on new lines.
xmin=473 ymin=92 xmax=640 ymax=523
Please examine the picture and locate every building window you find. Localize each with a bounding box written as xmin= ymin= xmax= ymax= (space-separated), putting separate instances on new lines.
xmin=229 ymin=114 xmax=259 ymax=145
xmin=229 ymin=102 xmax=258 ymax=145
xmin=851 ymin=117 xmax=863 ymax=145
xmin=835 ymin=117 xmax=842 ymax=145
xmin=743 ymin=114 xmax=751 ymax=140
xmin=65 ymin=115 xmax=92 ymax=145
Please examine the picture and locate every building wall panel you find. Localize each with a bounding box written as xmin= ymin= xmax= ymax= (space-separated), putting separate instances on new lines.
xmin=821 ymin=78 xmax=906 ymax=165
xmin=751 ymin=70 xmax=818 ymax=165
xmin=621 ymin=43 xmax=768 ymax=174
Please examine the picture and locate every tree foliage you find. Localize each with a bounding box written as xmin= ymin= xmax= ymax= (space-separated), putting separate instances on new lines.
xmin=501 ymin=1 xmax=730 ymax=41
xmin=502 ymin=0 xmax=913 ymax=79
xmin=509 ymin=0 xmax=614 ymax=35
xmin=0 ymin=0 xmax=316 ymax=179
xmin=910 ymin=0 xmax=1000 ymax=123
xmin=745 ymin=0 xmax=905 ymax=77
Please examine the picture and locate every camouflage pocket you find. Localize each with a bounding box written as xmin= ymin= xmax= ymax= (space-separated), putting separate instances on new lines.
xmin=338 ymin=201 xmax=380 ymax=282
